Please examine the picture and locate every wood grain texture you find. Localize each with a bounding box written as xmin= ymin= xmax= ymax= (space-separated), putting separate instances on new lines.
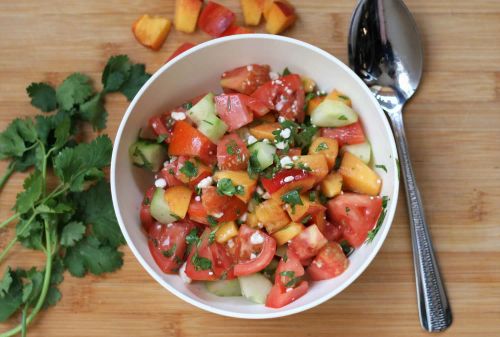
xmin=1 ymin=0 xmax=499 ymax=336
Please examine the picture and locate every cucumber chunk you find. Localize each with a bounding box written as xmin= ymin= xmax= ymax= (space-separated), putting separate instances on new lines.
xmin=238 ymin=273 xmax=273 ymax=304
xmin=248 ymin=141 xmax=276 ymax=170
xmin=311 ymin=99 xmax=358 ymax=127
xmin=129 ymin=140 xmax=167 ymax=171
xmin=341 ymin=142 xmax=371 ymax=164
xmin=187 ymin=92 xmax=228 ymax=142
xmin=206 ymin=279 xmax=242 ymax=297
xmin=150 ymin=188 xmax=177 ymax=224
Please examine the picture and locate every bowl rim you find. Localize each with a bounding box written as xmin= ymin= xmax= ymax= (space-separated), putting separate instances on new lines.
xmin=111 ymin=33 xmax=399 ymax=319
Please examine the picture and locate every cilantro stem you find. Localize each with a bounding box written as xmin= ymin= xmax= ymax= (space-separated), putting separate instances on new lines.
xmin=0 ymin=221 xmax=53 ymax=337
xmin=0 ymin=236 xmax=17 ymax=264
xmin=0 ymin=213 xmax=19 ymax=229
xmin=21 ymin=306 xmax=28 ymax=337
xmin=0 ymin=164 xmax=15 ymax=192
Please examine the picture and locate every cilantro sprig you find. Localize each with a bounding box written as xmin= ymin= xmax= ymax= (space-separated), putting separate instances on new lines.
xmin=0 ymin=54 xmax=149 ymax=336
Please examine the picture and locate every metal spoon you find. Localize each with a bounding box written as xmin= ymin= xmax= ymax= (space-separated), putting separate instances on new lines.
xmin=348 ymin=0 xmax=452 ymax=332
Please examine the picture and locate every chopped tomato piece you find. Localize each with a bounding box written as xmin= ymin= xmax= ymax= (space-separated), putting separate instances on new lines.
xmin=220 ymin=64 xmax=271 ymax=95
xmin=187 ymin=198 xmax=209 ymax=225
xmin=175 ymin=156 xmax=211 ymax=188
xmin=275 ymin=249 xmax=305 ymax=287
xmin=201 ymin=186 xmax=247 ymax=222
xmin=140 ymin=186 xmax=156 ymax=232
xmin=307 ymin=242 xmax=349 ymax=281
xmin=221 ymin=24 xmax=253 ymax=36
xmin=215 ymin=94 xmax=254 ymax=131
xmin=320 ymin=121 xmax=366 ymax=147
xmin=148 ymin=222 xmax=191 ymax=273
xmin=185 ymin=228 xmax=219 ymax=280
xmin=260 ymin=169 xmax=314 ymax=194
xmin=148 ymin=115 xmax=173 ymax=143
xmin=288 ymin=224 xmax=328 ymax=263
xmin=317 ymin=221 xmax=343 ymax=242
xmin=198 ymin=1 xmax=235 ymax=37
xmin=167 ymin=42 xmax=196 ymax=62
xmin=327 ymin=193 xmax=383 ymax=247
xmin=233 ymin=225 xmax=276 ymax=276
xmin=266 ymin=281 xmax=308 ymax=308
xmin=217 ymin=133 xmax=249 ymax=170
xmin=241 ymin=95 xmax=271 ymax=116
xmin=168 ymin=120 xmax=217 ymax=165
xmin=159 ymin=160 xmax=183 ymax=187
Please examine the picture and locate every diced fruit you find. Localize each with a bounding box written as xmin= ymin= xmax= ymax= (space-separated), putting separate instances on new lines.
xmin=174 ymin=0 xmax=202 ymax=33
xmin=341 ymin=142 xmax=371 ymax=164
xmin=249 ymin=122 xmax=280 ymax=140
xmin=167 ymin=42 xmax=196 ymax=62
xmin=215 ymin=221 xmax=239 ymax=243
xmin=197 ymin=112 xmax=229 ymax=143
xmin=206 ymin=279 xmax=242 ymax=296
xmin=326 ymin=90 xmax=352 ymax=107
xmin=221 ymin=24 xmax=253 ymax=36
xmin=301 ymin=76 xmax=316 ymax=93
xmin=129 ymin=140 xmax=167 ymax=171
xmin=202 ymin=186 xmax=248 ymax=222
xmin=306 ymin=96 xmax=325 ymax=115
xmin=148 ymin=222 xmax=191 ymax=273
xmin=198 ymin=2 xmax=236 ymax=37
xmin=187 ymin=93 xmax=228 ymax=142
xmin=213 ymin=170 xmax=257 ymax=203
xmin=175 ymin=157 xmax=210 ymax=186
xmin=242 ymin=96 xmax=271 ymax=117
xmin=320 ymin=121 xmax=366 ymax=147
xmin=241 ymin=0 xmax=264 ymax=25
xmin=217 ymin=133 xmax=250 ymax=170
xmin=164 ymin=185 xmax=192 ymax=219
xmin=327 ymin=193 xmax=383 ymax=247
xmin=339 ymin=152 xmax=381 ymax=196
xmin=215 ymin=94 xmax=254 ymax=131
xmin=149 ymin=115 xmax=173 ymax=142
xmin=160 ymin=163 xmax=183 ymax=187
xmin=311 ymin=99 xmax=358 ymax=127
xmin=168 ymin=121 xmax=217 ymax=165
xmin=150 ymin=188 xmax=177 ymax=224
xmin=220 ymin=64 xmax=271 ymax=95
xmin=140 ymin=187 xmax=156 ymax=232
xmin=187 ymin=198 xmax=209 ymax=225
xmin=255 ymin=198 xmax=290 ymax=233
xmin=288 ymin=224 xmax=328 ymax=262
xmin=293 ymin=155 xmax=329 ymax=184
xmin=132 ymin=15 xmax=171 ymax=50
xmin=261 ymin=169 xmax=315 ymax=197
xmin=234 ymin=226 xmax=277 ymax=276
xmin=265 ymin=1 xmax=297 ymax=35
xmin=307 ymin=242 xmax=349 ymax=281
xmin=316 ymin=220 xmax=343 ymax=242
xmin=308 ymin=137 xmax=339 ymax=169
xmin=320 ymin=172 xmax=343 ymax=198
xmin=246 ymin=212 xmax=259 ymax=228
xmin=248 ymin=141 xmax=277 ymax=170
xmin=239 ymin=273 xmax=273 ymax=304
xmin=189 ymin=93 xmax=216 ymax=121
xmin=272 ymin=222 xmax=304 ymax=246
xmin=283 ymin=195 xmax=310 ymax=222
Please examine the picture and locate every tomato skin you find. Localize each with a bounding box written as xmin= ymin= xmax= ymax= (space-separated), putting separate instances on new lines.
xmin=148 ymin=222 xmax=191 ymax=273
xmin=140 ymin=186 xmax=156 ymax=232
xmin=159 ymin=161 xmax=183 ymax=187
xmin=220 ymin=64 xmax=271 ymax=95
xmin=233 ymin=225 xmax=277 ymax=276
xmin=327 ymin=193 xmax=383 ymax=247
xmin=241 ymin=95 xmax=270 ymax=117
xmin=288 ymin=224 xmax=328 ymax=263
xmin=275 ymin=250 xmax=305 ymax=286
xmin=198 ymin=1 xmax=235 ymax=37
xmin=307 ymin=242 xmax=349 ymax=281
xmin=260 ymin=169 xmax=313 ymax=194
xmin=148 ymin=115 xmax=172 ymax=143
xmin=265 ymin=281 xmax=309 ymax=308
xmin=167 ymin=42 xmax=195 ymax=62
xmin=168 ymin=120 xmax=217 ymax=165
xmin=175 ymin=156 xmax=211 ymax=188
xmin=201 ymin=186 xmax=248 ymax=222
xmin=216 ymin=133 xmax=249 ymax=170
xmin=320 ymin=121 xmax=366 ymax=147
xmin=187 ymin=198 xmax=209 ymax=225
xmin=317 ymin=221 xmax=343 ymax=242
xmin=221 ymin=24 xmax=253 ymax=36
xmin=215 ymin=94 xmax=254 ymax=131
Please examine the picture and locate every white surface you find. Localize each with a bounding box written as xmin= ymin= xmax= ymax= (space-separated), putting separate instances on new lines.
xmin=111 ymin=34 xmax=399 ymax=319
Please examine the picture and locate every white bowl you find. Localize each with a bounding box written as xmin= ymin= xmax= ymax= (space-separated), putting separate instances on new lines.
xmin=111 ymin=34 xmax=399 ymax=319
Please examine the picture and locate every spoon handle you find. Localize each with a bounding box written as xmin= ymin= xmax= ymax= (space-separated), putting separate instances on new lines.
xmin=388 ymin=110 xmax=452 ymax=332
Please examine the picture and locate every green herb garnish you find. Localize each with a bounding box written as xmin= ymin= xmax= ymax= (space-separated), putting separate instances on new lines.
xmin=179 ymin=160 xmax=198 ymax=178
xmin=162 ymin=244 xmax=177 ymax=258
xmin=281 ymin=189 xmax=303 ymax=213
xmin=375 ymin=164 xmax=388 ymax=173
xmin=191 ymin=253 xmax=212 ymax=271
xmin=315 ymin=142 xmax=329 ymax=152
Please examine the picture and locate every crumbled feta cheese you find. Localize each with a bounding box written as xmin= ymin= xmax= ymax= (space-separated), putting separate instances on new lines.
xmin=171 ymin=111 xmax=186 ymax=120
xmin=275 ymin=141 xmax=286 ymax=150
xmin=213 ymin=212 xmax=224 ymax=219
xmin=292 ymin=155 xmax=299 ymax=161
xmin=239 ymin=212 xmax=248 ymax=222
xmin=286 ymin=287 xmax=293 ymax=293
xmin=285 ymin=88 xmax=293 ymax=95
xmin=227 ymin=239 xmax=235 ymax=248
xmin=250 ymin=231 xmax=264 ymax=245
xmin=314 ymin=260 xmax=323 ymax=268
xmin=167 ymin=223 xmax=173 ymax=228
xmin=273 ymin=79 xmax=283 ymax=85
xmin=257 ymin=222 xmax=264 ymax=228
xmin=169 ymin=155 xmax=178 ymax=163
xmin=280 ymin=156 xmax=293 ymax=168
xmin=247 ymin=135 xmax=258 ymax=145
xmin=208 ymin=271 xmax=214 ymax=276
xmin=197 ymin=176 xmax=213 ymax=188
xmin=250 ymin=253 xmax=257 ymax=260
xmin=278 ymin=116 xmax=285 ymax=123
xmin=262 ymin=192 xmax=271 ymax=199
xmin=283 ymin=176 xmax=295 ymax=183
xmin=263 ymin=139 xmax=270 ymax=144
xmin=256 ymin=186 xmax=265 ymax=195
xmin=246 ymin=65 xmax=254 ymax=71
xmin=154 ymin=178 xmax=167 ymax=188
xmin=269 ymin=71 xmax=279 ymax=80
xmin=280 ymin=128 xmax=291 ymax=139
xmin=195 ymin=196 xmax=201 ymax=202
xmin=179 ymin=262 xmax=191 ymax=284
xmin=275 ymin=100 xmax=285 ymax=111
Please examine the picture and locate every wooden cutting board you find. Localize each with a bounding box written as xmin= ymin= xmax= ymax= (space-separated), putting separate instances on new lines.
xmin=1 ymin=1 xmax=499 ymax=336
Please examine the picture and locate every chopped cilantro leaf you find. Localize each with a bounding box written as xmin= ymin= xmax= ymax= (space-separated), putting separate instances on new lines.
xmin=280 ymin=271 xmax=295 ymax=278
xmin=26 ymin=82 xmax=57 ymax=113
xmin=375 ymin=164 xmax=387 ymax=173
xmin=207 ymin=216 xmax=218 ymax=227
xmin=338 ymin=115 xmax=348 ymax=121
xmin=183 ymin=102 xmax=193 ymax=110
xmin=315 ymin=142 xmax=329 ymax=152
xmin=179 ymin=160 xmax=198 ymax=178
xmin=156 ymin=134 xmax=168 ymax=143
xmin=282 ymin=67 xmax=291 ymax=76
xmin=192 ymin=253 xmax=212 ymax=271
xmin=301 ymin=214 xmax=312 ymax=224
xmin=281 ymin=189 xmax=303 ymax=213
xmin=162 ymin=244 xmax=177 ymax=258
